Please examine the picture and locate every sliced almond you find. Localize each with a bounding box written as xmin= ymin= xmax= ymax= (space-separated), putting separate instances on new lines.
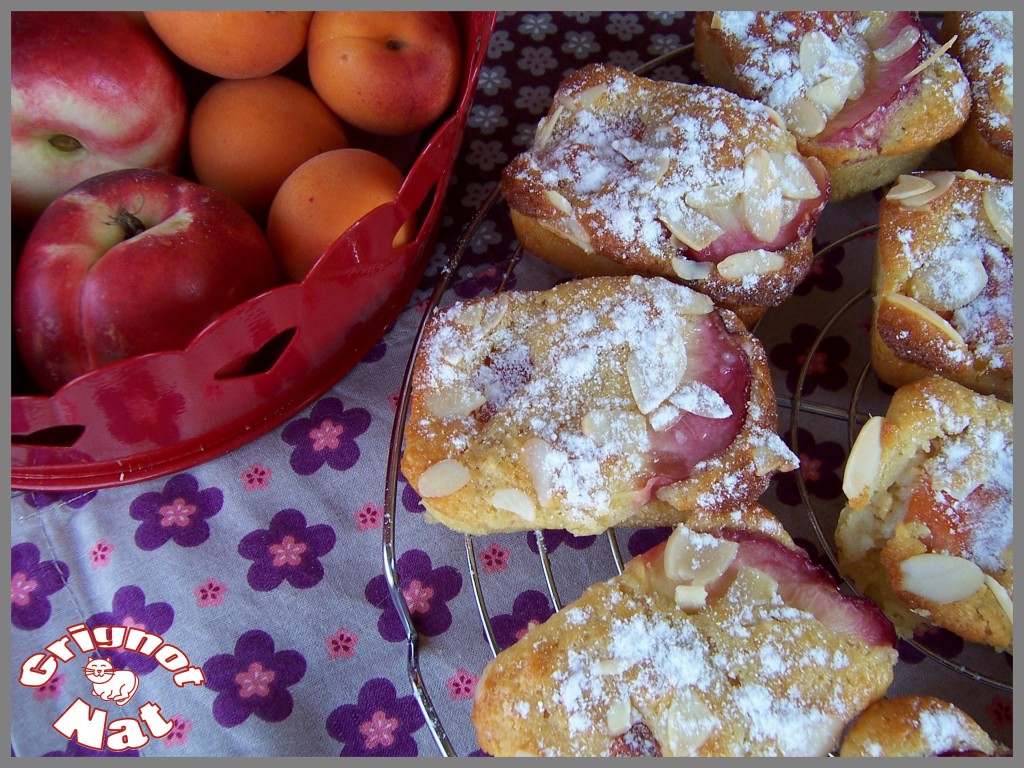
xmin=885 ymin=174 xmax=936 ymax=201
xmin=674 ymin=584 xmax=708 ymax=611
xmin=906 ymin=256 xmax=988 ymax=312
xmin=716 ymin=249 xmax=786 ymax=280
xmin=626 ymin=344 xmax=687 ymax=415
xmin=771 ymin=152 xmax=821 ymax=201
xmin=491 ymin=487 xmax=536 ymax=522
xmin=422 ymin=387 xmax=488 ymax=419
xmin=799 ymin=30 xmax=834 ymax=84
xmin=842 ymin=415 xmax=884 ymax=506
xmin=669 ymin=380 xmax=732 ymax=419
xmin=533 ymin=104 xmax=564 ymax=150
xmin=417 ymin=459 xmax=471 ymax=498
xmin=898 ymin=171 xmax=956 ymax=210
xmin=606 ymin=699 xmax=633 ymax=737
xmin=539 ymin=216 xmax=592 ymax=253
xmin=648 ymin=401 xmax=682 ymax=432
xmin=882 ymin=293 xmax=966 ymax=347
xmin=982 ymin=185 xmax=1013 ymax=248
xmin=806 ymin=76 xmax=852 ymax=115
xmin=581 ymin=409 xmax=650 ymax=452
xmin=671 ymin=257 xmax=714 ymax=281
xmin=901 ymin=35 xmax=956 ymax=83
xmin=521 ymin=437 xmax=561 ymax=508
xmin=899 ymin=552 xmax=985 ymax=604
xmin=710 ymin=11 xmax=723 ymax=30
xmin=658 ymin=200 xmax=724 ymax=252
xmin=684 ymin=183 xmax=739 ymax=212
xmin=662 ymin=525 xmax=739 ymax=585
xmin=660 ymin=692 xmax=716 ymax=756
xmin=725 ymin=566 xmax=780 ymax=605
xmin=742 ymin=148 xmax=783 ymax=242
xmin=644 ymin=153 xmax=672 ymax=186
xmin=573 ymin=83 xmax=609 ymax=109
xmin=453 ymin=294 xmax=508 ymax=334
xmin=545 ymin=189 xmax=573 ymax=215
xmin=783 ymin=97 xmax=827 ymax=138
xmin=985 ymin=576 xmax=1013 ymax=626
xmin=873 ymin=25 xmax=920 ymax=61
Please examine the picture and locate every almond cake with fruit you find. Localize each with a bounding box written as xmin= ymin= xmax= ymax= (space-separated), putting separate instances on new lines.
xmin=499 ymin=63 xmax=830 ymax=326
xmin=471 ymin=504 xmax=898 ymax=757
xmin=694 ymin=11 xmax=970 ymax=200
xmin=836 ymin=376 xmax=1013 ymax=651
xmin=871 ymin=170 xmax=1012 ymax=401
xmin=943 ymin=11 xmax=1013 ymax=180
xmin=400 ymin=275 xmax=797 ymax=536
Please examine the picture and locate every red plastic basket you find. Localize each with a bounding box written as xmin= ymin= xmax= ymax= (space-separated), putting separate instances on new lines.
xmin=10 ymin=11 xmax=497 ymax=491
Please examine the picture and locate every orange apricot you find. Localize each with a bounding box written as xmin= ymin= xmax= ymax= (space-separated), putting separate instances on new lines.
xmin=266 ymin=148 xmax=415 ymax=283
xmin=143 ymin=11 xmax=312 ymax=79
xmin=189 ymin=74 xmax=349 ymax=221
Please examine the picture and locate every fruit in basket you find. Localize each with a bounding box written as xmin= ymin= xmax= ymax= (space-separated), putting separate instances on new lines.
xmin=13 ymin=168 xmax=281 ymax=393
xmin=307 ymin=11 xmax=462 ymax=136
xmin=189 ymin=75 xmax=350 ymax=222
xmin=142 ymin=11 xmax=313 ymax=79
xmin=10 ymin=11 xmax=188 ymax=224
xmin=267 ymin=148 xmax=415 ymax=283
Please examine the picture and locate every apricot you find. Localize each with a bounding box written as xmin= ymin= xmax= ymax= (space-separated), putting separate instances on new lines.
xmin=307 ymin=11 xmax=462 ymax=136
xmin=266 ymin=148 xmax=415 ymax=283
xmin=189 ymin=75 xmax=349 ymax=221
xmin=143 ymin=11 xmax=312 ymax=79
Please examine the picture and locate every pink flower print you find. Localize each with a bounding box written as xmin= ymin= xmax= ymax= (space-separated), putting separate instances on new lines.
xmin=402 ymin=579 xmax=435 ymax=614
xmin=11 ymin=571 xmax=38 ymax=607
xmin=356 ymin=503 xmax=382 ymax=531
xmin=359 ymin=710 xmax=400 ymax=750
xmin=195 ymin=579 xmax=228 ymax=607
xmin=33 ymin=672 xmax=65 ymax=700
xmin=800 ymin=454 xmax=823 ymax=483
xmin=121 ymin=614 xmax=146 ymax=632
xmin=515 ymin=618 xmax=542 ymax=641
xmin=242 ymin=463 xmax=272 ymax=491
xmin=987 ymin=696 xmax=1012 ymax=728
xmin=89 ymin=540 xmax=114 ymax=569
xmin=162 ymin=716 xmax=191 ymax=748
xmin=310 ymin=419 xmax=345 ymax=452
xmin=235 ymin=661 xmax=276 ymax=699
xmin=480 ymin=542 xmax=509 ymax=573
xmin=269 ymin=535 xmax=307 ymax=568
xmin=326 ymin=628 xmax=358 ymax=660
xmin=159 ymin=497 xmax=197 ymax=528
xmin=447 ymin=669 xmax=477 ymax=701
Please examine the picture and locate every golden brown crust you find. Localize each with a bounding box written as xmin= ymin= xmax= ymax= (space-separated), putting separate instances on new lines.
xmin=942 ymin=12 xmax=1013 ymax=179
xmin=836 ymin=377 xmax=1013 ymax=650
xmin=472 ymin=504 xmax=897 ymax=757
xmin=501 ymin=63 xmax=826 ymax=318
xmin=400 ymin=276 xmax=796 ymax=536
xmin=871 ymin=170 xmax=1012 ymax=401
xmin=694 ymin=11 xmax=971 ymax=201
xmin=839 ymin=696 xmax=1006 ymax=757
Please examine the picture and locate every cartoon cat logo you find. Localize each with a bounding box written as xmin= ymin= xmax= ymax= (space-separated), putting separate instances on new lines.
xmin=83 ymin=658 xmax=139 ymax=707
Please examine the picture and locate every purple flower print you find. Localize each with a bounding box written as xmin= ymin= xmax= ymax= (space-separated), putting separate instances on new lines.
xmin=22 ymin=489 xmax=96 ymax=510
xmin=86 ymin=585 xmax=173 ymax=676
xmin=365 ymin=549 xmax=462 ymax=642
xmin=774 ymin=428 xmax=844 ymax=506
xmin=527 ymin=529 xmax=596 ymax=554
xmin=282 ymin=397 xmax=371 ymax=476
xmin=326 ymin=677 xmax=424 ymax=757
xmin=402 ymin=478 xmax=425 ymax=514
xmin=770 ymin=323 xmax=850 ymax=396
xmin=238 ymin=509 xmax=336 ymax=591
xmin=626 ymin=527 xmax=672 ymax=558
xmin=490 ymin=589 xmax=554 ymax=651
xmin=793 ymin=238 xmax=846 ymax=296
xmin=988 ymin=697 xmax=1012 ymax=729
xmin=362 ymin=337 xmax=387 ymax=363
xmin=453 ymin=261 xmax=517 ymax=299
xmin=44 ymin=741 xmax=139 ymax=757
xmin=326 ymin=628 xmax=359 ymax=660
xmin=204 ymin=629 xmax=306 ymax=728
xmin=130 ymin=473 xmax=222 ymax=551
xmin=10 ymin=542 xmax=69 ymax=631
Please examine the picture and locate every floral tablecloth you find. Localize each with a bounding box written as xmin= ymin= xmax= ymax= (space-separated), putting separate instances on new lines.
xmin=9 ymin=12 xmax=1013 ymax=757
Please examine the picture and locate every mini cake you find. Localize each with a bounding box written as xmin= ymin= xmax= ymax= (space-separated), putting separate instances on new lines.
xmin=836 ymin=376 xmax=1013 ymax=651
xmin=694 ymin=11 xmax=971 ymax=201
xmin=871 ymin=170 xmax=1012 ymax=401
xmin=839 ymin=696 xmax=1010 ymax=757
xmin=500 ymin=63 xmax=830 ymax=326
xmin=943 ymin=12 xmax=1013 ymax=179
xmin=471 ymin=504 xmax=898 ymax=757
xmin=400 ymin=275 xmax=797 ymax=536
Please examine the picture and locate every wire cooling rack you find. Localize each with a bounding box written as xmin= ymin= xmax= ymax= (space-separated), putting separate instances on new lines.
xmin=381 ymin=44 xmax=1012 ymax=757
